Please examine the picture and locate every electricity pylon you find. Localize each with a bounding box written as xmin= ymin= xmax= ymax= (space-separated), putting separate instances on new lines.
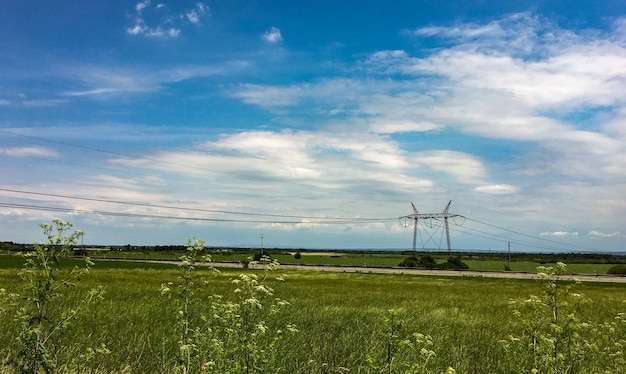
xmin=401 ymin=201 xmax=460 ymax=256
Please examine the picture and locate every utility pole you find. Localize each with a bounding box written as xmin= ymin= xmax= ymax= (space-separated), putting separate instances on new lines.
xmin=507 ymin=241 xmax=511 ymax=271
xmin=260 ymin=233 xmax=264 ymax=255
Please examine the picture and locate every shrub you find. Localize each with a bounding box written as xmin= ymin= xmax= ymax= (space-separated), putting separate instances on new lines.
xmin=442 ymin=256 xmax=469 ymax=270
xmin=419 ymin=255 xmax=439 ymax=269
xmin=398 ymin=256 xmax=419 ymax=268
xmin=607 ymin=265 xmax=626 ymax=275
xmin=253 ymin=252 xmax=271 ymax=261
xmin=399 ymin=255 xmax=439 ymax=269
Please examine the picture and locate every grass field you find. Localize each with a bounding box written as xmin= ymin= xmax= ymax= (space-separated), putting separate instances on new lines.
xmin=1 ymin=254 xmax=626 ymax=373
xmin=44 ymin=249 xmax=626 ymax=275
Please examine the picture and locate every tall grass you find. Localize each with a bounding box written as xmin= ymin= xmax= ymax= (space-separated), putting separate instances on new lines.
xmin=1 ymin=260 xmax=625 ymax=372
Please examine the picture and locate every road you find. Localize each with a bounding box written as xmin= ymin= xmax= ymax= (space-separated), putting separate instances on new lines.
xmin=120 ymin=259 xmax=626 ymax=284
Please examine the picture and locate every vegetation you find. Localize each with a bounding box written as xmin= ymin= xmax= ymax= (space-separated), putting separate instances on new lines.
xmin=398 ymin=255 xmax=469 ymax=270
xmin=608 ymin=264 xmax=626 ymax=275
xmin=1 ymin=220 xmax=626 ymax=373
xmin=0 ymin=219 xmax=105 ymax=373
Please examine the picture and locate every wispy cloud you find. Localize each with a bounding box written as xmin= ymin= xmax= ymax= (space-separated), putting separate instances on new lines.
xmin=225 ymin=13 xmax=626 ymax=244
xmin=263 ymin=27 xmax=283 ymax=43
xmin=588 ymin=231 xmax=622 ymax=238
xmin=475 ymin=184 xmax=519 ymax=195
xmin=22 ymin=99 xmax=69 ymax=107
xmin=185 ymin=2 xmax=209 ymax=24
xmin=126 ymin=1 xmax=209 ymax=38
xmin=540 ymin=231 xmax=579 ymax=237
xmin=61 ymin=62 xmax=247 ymax=97
xmin=1 ymin=146 xmax=59 ymax=158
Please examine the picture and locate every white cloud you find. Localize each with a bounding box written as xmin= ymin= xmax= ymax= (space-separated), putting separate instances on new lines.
xmin=127 ymin=1 xmax=207 ymax=37
xmin=588 ymin=231 xmax=622 ymax=238
xmin=22 ymin=99 xmax=68 ymax=107
xmin=263 ymin=27 xmax=283 ymax=43
xmin=414 ymin=20 xmax=506 ymax=40
xmin=475 ymin=184 xmax=518 ymax=195
xmin=126 ymin=23 xmax=147 ymax=35
xmin=233 ymin=83 xmax=304 ymax=107
xmin=413 ymin=150 xmax=487 ymax=184
xmin=61 ymin=63 xmax=245 ymax=97
xmin=107 ymin=128 xmax=436 ymax=215
xmin=136 ymin=0 xmax=150 ymax=13
xmin=1 ymin=146 xmax=59 ymax=158
xmin=540 ymin=231 xmax=579 ymax=237
xmin=0 ymin=99 xmax=10 ymax=106
xmin=369 ymin=120 xmax=440 ymax=134
xmin=221 ymin=13 xmax=626 ymax=251
xmin=5 ymin=12 xmax=625 ymax=250
xmin=185 ymin=3 xmax=209 ymax=24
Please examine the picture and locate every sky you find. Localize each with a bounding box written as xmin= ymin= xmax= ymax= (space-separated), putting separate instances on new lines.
xmin=1 ymin=0 xmax=625 ymax=252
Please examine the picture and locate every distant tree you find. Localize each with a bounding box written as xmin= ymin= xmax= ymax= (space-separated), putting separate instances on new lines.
xmin=442 ymin=256 xmax=469 ymax=270
xmin=607 ymin=265 xmax=626 ymax=275
xmin=419 ymin=255 xmax=439 ymax=269
xmin=399 ymin=255 xmax=439 ymax=269
xmin=398 ymin=256 xmax=419 ymax=268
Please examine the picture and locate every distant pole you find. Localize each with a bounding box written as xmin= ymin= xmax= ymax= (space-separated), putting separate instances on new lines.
xmin=260 ymin=234 xmax=264 ymax=255
xmin=507 ymin=242 xmax=511 ymax=270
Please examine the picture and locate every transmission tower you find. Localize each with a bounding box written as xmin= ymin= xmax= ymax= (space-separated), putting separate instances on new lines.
xmin=400 ymin=201 xmax=460 ymax=256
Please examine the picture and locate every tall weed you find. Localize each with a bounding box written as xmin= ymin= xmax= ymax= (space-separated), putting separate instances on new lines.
xmin=2 ymin=219 xmax=105 ymax=373
xmin=162 ymin=247 xmax=296 ymax=373
xmin=502 ymin=262 xmax=626 ymax=373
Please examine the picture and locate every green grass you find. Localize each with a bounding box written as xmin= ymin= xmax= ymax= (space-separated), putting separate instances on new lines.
xmin=1 ymin=259 xmax=625 ymax=373
xmin=463 ymin=259 xmax=618 ymax=274
xmin=6 ymin=250 xmax=623 ymax=275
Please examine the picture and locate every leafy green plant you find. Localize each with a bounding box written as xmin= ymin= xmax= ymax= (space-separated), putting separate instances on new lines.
xmin=503 ymin=262 xmax=589 ymax=373
xmin=162 ymin=249 xmax=296 ymax=373
xmin=219 ymin=257 xmax=296 ymax=373
xmin=366 ymin=309 xmax=455 ymax=374
xmin=7 ymin=218 xmax=105 ymax=373
xmin=161 ymin=238 xmax=217 ymax=373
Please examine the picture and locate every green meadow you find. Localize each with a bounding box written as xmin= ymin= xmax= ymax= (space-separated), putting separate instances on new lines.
xmin=59 ymin=249 xmax=626 ymax=275
xmin=1 ymin=255 xmax=626 ymax=373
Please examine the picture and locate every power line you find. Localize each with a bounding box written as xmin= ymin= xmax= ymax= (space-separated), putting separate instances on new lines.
xmin=0 ymin=193 xmax=608 ymax=252
xmin=462 ymin=217 xmax=603 ymax=252
xmin=0 ymin=187 xmax=398 ymax=222
xmin=0 ymin=131 xmax=612 ymax=251
xmin=448 ymin=224 xmax=578 ymax=252
xmin=0 ymin=129 xmax=386 ymax=197
xmin=0 ymin=202 xmax=398 ymax=225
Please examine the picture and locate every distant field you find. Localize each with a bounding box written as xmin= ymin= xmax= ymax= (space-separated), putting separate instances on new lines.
xmin=1 ymin=249 xmax=624 ymax=275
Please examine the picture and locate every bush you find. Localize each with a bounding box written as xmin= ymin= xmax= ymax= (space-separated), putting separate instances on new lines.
xmin=398 ymin=255 xmax=441 ymax=269
xmin=608 ymin=265 xmax=626 ymax=275
xmin=398 ymin=256 xmax=419 ymax=268
xmin=419 ymin=255 xmax=439 ymax=269
xmin=442 ymin=256 xmax=469 ymax=270
xmin=254 ymin=251 xmax=271 ymax=261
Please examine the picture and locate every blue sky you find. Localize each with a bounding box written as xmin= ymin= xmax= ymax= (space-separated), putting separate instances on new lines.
xmin=1 ymin=1 xmax=625 ymax=252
